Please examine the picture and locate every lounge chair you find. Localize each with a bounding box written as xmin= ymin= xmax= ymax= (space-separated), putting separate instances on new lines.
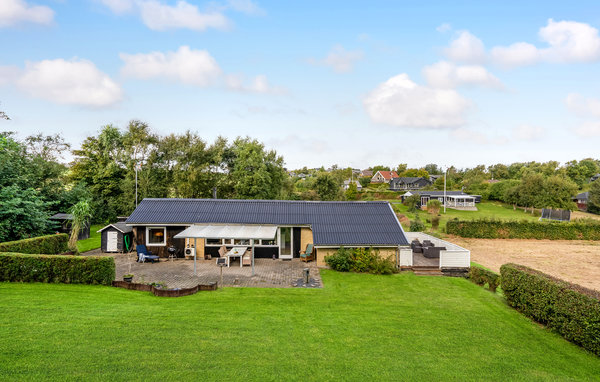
xmin=242 ymin=249 xmax=251 ymax=266
xmin=136 ymin=245 xmax=160 ymax=263
xmin=300 ymin=243 xmax=314 ymax=262
xmin=423 ymin=246 xmax=446 ymax=259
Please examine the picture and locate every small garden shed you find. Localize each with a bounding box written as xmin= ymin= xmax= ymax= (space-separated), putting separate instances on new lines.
xmin=50 ymin=213 xmax=90 ymax=240
xmin=98 ymin=222 xmax=134 ymax=253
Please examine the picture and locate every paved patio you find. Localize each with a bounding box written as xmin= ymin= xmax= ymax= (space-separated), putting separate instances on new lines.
xmin=82 ymin=249 xmax=322 ymax=288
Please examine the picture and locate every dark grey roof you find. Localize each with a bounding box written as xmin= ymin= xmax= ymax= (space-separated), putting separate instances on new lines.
xmin=126 ymin=198 xmax=408 ymax=246
xmin=97 ymin=222 xmax=133 ymax=234
xmin=574 ymin=191 xmax=589 ymax=200
xmin=408 ymin=191 xmax=468 ymax=196
xmin=50 ymin=213 xmax=73 ymax=220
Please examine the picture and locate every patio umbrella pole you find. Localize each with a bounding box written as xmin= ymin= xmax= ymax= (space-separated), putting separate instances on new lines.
xmin=194 ymin=238 xmax=197 ymax=275
xmin=251 ymin=244 xmax=255 ymax=276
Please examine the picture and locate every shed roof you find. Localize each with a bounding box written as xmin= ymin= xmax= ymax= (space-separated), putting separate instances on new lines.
xmin=126 ymin=198 xmax=408 ymax=246
xmin=97 ymin=222 xmax=133 ymax=234
xmin=50 ymin=213 xmax=73 ymax=220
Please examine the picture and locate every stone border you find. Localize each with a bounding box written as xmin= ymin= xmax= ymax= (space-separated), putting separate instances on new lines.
xmin=112 ymin=280 xmax=217 ymax=297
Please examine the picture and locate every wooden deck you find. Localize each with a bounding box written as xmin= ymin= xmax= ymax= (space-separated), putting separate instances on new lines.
xmin=412 ymin=252 xmax=439 ymax=267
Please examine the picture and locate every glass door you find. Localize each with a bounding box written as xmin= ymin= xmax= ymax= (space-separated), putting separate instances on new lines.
xmin=279 ymin=227 xmax=292 ymax=259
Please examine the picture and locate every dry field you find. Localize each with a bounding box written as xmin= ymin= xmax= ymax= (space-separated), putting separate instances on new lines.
xmin=450 ymin=237 xmax=600 ymax=291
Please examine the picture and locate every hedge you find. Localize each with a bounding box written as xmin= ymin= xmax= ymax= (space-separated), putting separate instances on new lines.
xmin=500 ymin=263 xmax=600 ymax=356
xmin=0 ymin=253 xmax=115 ymax=285
xmin=468 ymin=264 xmax=500 ymax=292
xmin=0 ymin=234 xmax=69 ymax=255
xmin=446 ymin=219 xmax=600 ymax=240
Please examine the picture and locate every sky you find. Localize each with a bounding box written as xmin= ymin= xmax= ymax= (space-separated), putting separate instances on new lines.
xmin=1 ymin=0 xmax=600 ymax=170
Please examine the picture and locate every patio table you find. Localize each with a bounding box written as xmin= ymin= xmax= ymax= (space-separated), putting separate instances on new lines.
xmin=226 ymin=246 xmax=248 ymax=268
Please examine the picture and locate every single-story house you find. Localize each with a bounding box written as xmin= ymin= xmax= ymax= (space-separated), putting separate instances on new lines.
xmin=429 ymin=175 xmax=443 ymax=183
xmin=389 ymin=177 xmax=432 ymax=191
xmin=342 ymin=179 xmax=362 ymax=191
xmin=590 ymin=174 xmax=600 ymax=183
xmin=371 ymin=171 xmax=399 ymax=183
xmin=97 ymin=222 xmax=134 ymax=253
xmin=401 ymin=191 xmax=479 ymax=210
xmin=125 ymin=198 xmax=409 ymax=267
xmin=573 ymin=191 xmax=589 ymax=211
xmin=49 ymin=213 xmax=90 ymax=240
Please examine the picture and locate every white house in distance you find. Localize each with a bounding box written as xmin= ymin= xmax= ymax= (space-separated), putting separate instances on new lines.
xmin=402 ymin=191 xmax=480 ymax=211
xmin=371 ymin=171 xmax=398 ymax=183
xmin=343 ymin=179 xmax=362 ymax=191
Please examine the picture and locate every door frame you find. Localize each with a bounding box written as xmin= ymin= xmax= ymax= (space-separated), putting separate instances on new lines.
xmin=107 ymin=231 xmax=118 ymax=252
xmin=278 ymin=227 xmax=293 ymax=260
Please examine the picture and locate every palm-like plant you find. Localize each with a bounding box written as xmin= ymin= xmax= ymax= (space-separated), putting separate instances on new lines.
xmin=69 ymin=200 xmax=92 ymax=252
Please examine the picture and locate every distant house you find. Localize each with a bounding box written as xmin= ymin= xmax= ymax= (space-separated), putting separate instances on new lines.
xmin=361 ymin=169 xmax=373 ymax=178
xmin=573 ymin=191 xmax=589 ymax=211
xmin=429 ymin=175 xmax=443 ymax=183
xmin=402 ymin=191 xmax=479 ymax=210
xmin=371 ymin=171 xmax=399 ymax=183
xmin=343 ymin=179 xmax=362 ymax=191
xmin=50 ymin=213 xmax=90 ymax=240
xmin=591 ymin=174 xmax=600 ymax=183
xmin=389 ymin=177 xmax=432 ymax=191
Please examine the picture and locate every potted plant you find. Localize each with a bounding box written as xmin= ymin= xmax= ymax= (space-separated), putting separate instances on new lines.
xmin=123 ymin=274 xmax=134 ymax=283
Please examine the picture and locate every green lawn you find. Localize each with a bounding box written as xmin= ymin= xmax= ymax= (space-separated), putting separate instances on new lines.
xmin=392 ymin=201 xmax=540 ymax=232
xmin=1 ymin=271 xmax=599 ymax=381
xmin=76 ymin=224 xmax=103 ymax=253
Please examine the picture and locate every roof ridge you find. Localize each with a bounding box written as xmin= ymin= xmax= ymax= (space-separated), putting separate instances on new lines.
xmin=140 ymin=198 xmax=389 ymax=204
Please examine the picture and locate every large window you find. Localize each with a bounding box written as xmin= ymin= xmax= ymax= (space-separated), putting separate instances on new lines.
xmin=146 ymin=227 xmax=166 ymax=246
xmin=206 ymin=238 xmax=221 ymax=245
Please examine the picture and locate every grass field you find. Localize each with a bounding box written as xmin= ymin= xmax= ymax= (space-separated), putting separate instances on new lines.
xmin=76 ymin=224 xmax=102 ymax=253
xmin=392 ymin=201 xmax=540 ymax=232
xmin=1 ymin=271 xmax=599 ymax=381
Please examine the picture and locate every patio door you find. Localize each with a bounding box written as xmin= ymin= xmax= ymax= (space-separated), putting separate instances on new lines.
xmin=279 ymin=227 xmax=293 ymax=260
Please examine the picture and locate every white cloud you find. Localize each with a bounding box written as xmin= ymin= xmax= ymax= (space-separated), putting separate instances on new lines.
xmin=491 ymin=19 xmax=600 ymax=68
xmin=5 ymin=58 xmax=123 ymax=107
xmin=225 ymin=74 xmax=283 ymax=94
xmin=138 ymin=0 xmax=229 ymax=31
xmin=450 ymin=127 xmax=490 ymax=144
xmin=363 ymin=73 xmax=471 ymax=128
xmin=573 ymin=121 xmax=600 ymax=137
xmin=565 ymin=93 xmax=600 ymax=118
xmin=120 ymin=46 xmax=222 ymax=86
xmin=0 ymin=0 xmax=53 ymax=27
xmin=436 ymin=23 xmax=452 ymax=33
xmin=98 ymin=0 xmax=135 ymax=15
xmin=309 ymin=45 xmax=364 ymax=73
xmin=422 ymin=61 xmax=503 ymax=89
xmin=443 ymin=31 xmax=486 ymax=64
xmin=513 ymin=124 xmax=545 ymax=140
xmin=490 ymin=42 xmax=539 ymax=68
xmin=120 ymin=46 xmax=280 ymax=93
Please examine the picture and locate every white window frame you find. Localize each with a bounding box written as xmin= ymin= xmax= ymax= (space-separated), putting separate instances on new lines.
xmin=146 ymin=226 xmax=167 ymax=246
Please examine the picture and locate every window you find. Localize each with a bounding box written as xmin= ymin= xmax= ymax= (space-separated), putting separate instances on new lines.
xmin=261 ymin=238 xmax=277 ymax=246
xmin=234 ymin=238 xmax=250 ymax=245
xmin=206 ymin=238 xmax=221 ymax=245
xmin=146 ymin=227 xmax=166 ymax=246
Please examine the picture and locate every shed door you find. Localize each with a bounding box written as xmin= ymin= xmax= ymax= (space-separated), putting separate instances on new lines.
xmin=107 ymin=231 xmax=118 ymax=252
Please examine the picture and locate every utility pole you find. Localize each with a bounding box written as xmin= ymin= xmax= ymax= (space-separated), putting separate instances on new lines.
xmin=135 ymin=162 xmax=142 ymax=206
xmin=444 ymin=166 xmax=447 ymax=214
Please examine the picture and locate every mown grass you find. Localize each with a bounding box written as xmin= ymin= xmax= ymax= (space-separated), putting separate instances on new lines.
xmin=1 ymin=271 xmax=599 ymax=381
xmin=392 ymin=201 xmax=539 ymax=232
xmin=76 ymin=224 xmax=103 ymax=253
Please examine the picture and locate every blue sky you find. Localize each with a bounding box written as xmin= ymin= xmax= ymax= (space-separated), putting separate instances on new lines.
xmin=2 ymin=0 xmax=600 ymax=169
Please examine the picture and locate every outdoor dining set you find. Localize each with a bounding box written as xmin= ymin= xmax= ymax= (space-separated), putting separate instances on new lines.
xmin=410 ymin=239 xmax=446 ymax=259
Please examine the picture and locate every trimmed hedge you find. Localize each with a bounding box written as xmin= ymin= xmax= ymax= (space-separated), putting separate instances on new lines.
xmin=500 ymin=263 xmax=600 ymax=356
xmin=325 ymin=247 xmax=397 ymax=275
xmin=446 ymin=219 xmax=600 ymax=240
xmin=0 ymin=253 xmax=115 ymax=285
xmin=469 ymin=265 xmax=500 ymax=292
xmin=0 ymin=234 xmax=69 ymax=254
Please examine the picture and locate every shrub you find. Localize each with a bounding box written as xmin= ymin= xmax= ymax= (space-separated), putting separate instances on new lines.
xmin=324 ymin=247 xmax=353 ymax=272
xmin=0 ymin=253 xmax=115 ymax=285
xmin=0 ymin=233 xmax=69 ymax=255
xmin=410 ymin=215 xmax=425 ymax=232
xmin=325 ymin=247 xmax=397 ymax=275
xmin=469 ymin=264 xmax=500 ymax=292
xmin=431 ymin=216 xmax=440 ymax=230
xmin=446 ymin=218 xmax=600 ymax=240
xmin=500 ymin=263 xmax=600 ymax=356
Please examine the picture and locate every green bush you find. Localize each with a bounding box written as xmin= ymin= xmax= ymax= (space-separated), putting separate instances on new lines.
xmin=0 ymin=253 xmax=115 ymax=285
xmin=410 ymin=216 xmax=425 ymax=232
xmin=325 ymin=247 xmax=397 ymax=275
xmin=501 ymin=263 xmax=600 ymax=356
xmin=469 ymin=264 xmax=500 ymax=292
xmin=446 ymin=218 xmax=600 ymax=240
xmin=0 ymin=234 xmax=69 ymax=255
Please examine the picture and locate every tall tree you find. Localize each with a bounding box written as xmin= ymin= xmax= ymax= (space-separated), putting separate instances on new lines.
xmin=315 ymin=174 xmax=339 ymax=201
xmin=587 ymin=180 xmax=600 ymax=214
